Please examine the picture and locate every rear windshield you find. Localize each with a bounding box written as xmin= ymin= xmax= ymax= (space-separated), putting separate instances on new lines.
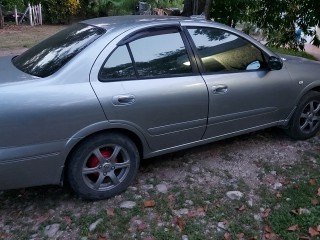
xmin=12 ymin=23 xmax=106 ymax=78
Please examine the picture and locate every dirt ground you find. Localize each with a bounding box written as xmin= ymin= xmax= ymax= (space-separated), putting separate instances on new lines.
xmin=0 ymin=24 xmax=320 ymax=240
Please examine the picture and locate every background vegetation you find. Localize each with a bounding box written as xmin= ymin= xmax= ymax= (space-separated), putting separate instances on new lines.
xmin=1 ymin=0 xmax=319 ymax=50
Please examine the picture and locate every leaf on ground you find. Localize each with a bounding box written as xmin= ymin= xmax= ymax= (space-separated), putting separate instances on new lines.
xmin=287 ymin=224 xmax=299 ymax=231
xmin=276 ymin=192 xmax=282 ymax=198
xmin=203 ymin=205 xmax=208 ymax=212
xmin=264 ymin=225 xmax=272 ymax=233
xmin=64 ymin=216 xmax=72 ymax=225
xmin=290 ymin=209 xmax=299 ymax=215
xmin=224 ymin=232 xmax=232 ymax=240
xmin=174 ymin=217 xmax=185 ymax=231
xmin=137 ymin=222 xmax=147 ymax=231
xmin=143 ymin=200 xmax=156 ymax=208
xmin=317 ymin=188 xmax=320 ymax=197
xmin=298 ymin=236 xmax=311 ymax=240
xmin=143 ymin=237 xmax=155 ymax=240
xmin=236 ymin=205 xmax=246 ymax=212
xmin=317 ymin=225 xmax=320 ymax=232
xmin=263 ymin=208 xmax=271 ymax=218
xmin=167 ymin=194 xmax=175 ymax=208
xmin=237 ymin=233 xmax=245 ymax=240
xmin=98 ymin=234 xmax=108 ymax=240
xmin=188 ymin=207 xmax=206 ymax=217
xmin=106 ymin=208 xmax=115 ymax=216
xmin=311 ymin=198 xmax=319 ymax=206
xmin=309 ymin=178 xmax=317 ymax=185
xmin=280 ymin=178 xmax=291 ymax=185
xmin=309 ymin=227 xmax=320 ymax=237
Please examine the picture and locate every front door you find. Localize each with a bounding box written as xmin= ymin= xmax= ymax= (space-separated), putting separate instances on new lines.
xmin=185 ymin=26 xmax=294 ymax=139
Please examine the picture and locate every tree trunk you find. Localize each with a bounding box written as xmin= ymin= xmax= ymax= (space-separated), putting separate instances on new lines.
xmin=0 ymin=6 xmax=3 ymax=29
xmin=182 ymin=0 xmax=193 ymax=17
xmin=204 ymin=0 xmax=212 ymax=20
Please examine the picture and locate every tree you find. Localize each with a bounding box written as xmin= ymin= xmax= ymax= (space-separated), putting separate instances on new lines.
xmin=253 ymin=0 xmax=320 ymax=48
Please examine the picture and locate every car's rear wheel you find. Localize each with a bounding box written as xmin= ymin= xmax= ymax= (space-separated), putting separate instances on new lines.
xmin=67 ymin=133 xmax=140 ymax=200
xmin=286 ymin=91 xmax=320 ymax=140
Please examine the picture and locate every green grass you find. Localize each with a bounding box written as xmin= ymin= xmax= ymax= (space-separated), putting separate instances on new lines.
xmin=262 ymin=152 xmax=320 ymax=240
xmin=269 ymin=47 xmax=318 ymax=61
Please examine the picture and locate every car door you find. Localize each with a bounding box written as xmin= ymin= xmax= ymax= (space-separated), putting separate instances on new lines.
xmin=184 ymin=25 xmax=294 ymax=139
xmin=90 ymin=26 xmax=208 ymax=151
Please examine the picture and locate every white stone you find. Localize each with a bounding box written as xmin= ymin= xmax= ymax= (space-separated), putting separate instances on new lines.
xmin=182 ymin=235 xmax=189 ymax=240
xmin=299 ymin=208 xmax=311 ymax=215
xmin=217 ymin=222 xmax=228 ymax=232
xmin=120 ymin=201 xmax=137 ymax=209
xmin=44 ymin=224 xmax=60 ymax=238
xmin=185 ymin=200 xmax=194 ymax=205
xmin=273 ymin=182 xmax=283 ymax=190
xmin=89 ymin=218 xmax=103 ymax=232
xmin=226 ymin=191 xmax=244 ymax=200
xmin=254 ymin=214 xmax=262 ymax=222
xmin=141 ymin=184 xmax=154 ymax=190
xmin=173 ymin=208 xmax=189 ymax=216
xmin=191 ymin=166 xmax=200 ymax=173
xmin=271 ymin=171 xmax=277 ymax=175
xmin=156 ymin=184 xmax=168 ymax=194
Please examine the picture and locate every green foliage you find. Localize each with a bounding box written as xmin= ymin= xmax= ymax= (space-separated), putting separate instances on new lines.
xmin=210 ymin=0 xmax=256 ymax=27
xmin=0 ymin=0 xmax=27 ymax=11
xmin=250 ymin=0 xmax=320 ymax=49
xmin=42 ymin=0 xmax=80 ymax=24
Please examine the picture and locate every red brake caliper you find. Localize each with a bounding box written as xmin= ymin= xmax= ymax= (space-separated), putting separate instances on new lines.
xmin=87 ymin=149 xmax=112 ymax=179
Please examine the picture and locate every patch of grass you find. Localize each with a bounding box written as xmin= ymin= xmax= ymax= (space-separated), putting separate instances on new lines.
xmin=259 ymin=151 xmax=320 ymax=239
xmin=267 ymin=180 xmax=320 ymax=239
xmin=269 ymin=47 xmax=318 ymax=61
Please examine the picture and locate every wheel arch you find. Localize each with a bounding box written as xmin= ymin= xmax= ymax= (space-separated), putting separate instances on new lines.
xmin=61 ymin=125 xmax=148 ymax=185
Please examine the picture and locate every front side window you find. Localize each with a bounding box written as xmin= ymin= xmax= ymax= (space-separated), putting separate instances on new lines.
xmin=13 ymin=23 xmax=106 ymax=78
xmin=99 ymin=29 xmax=192 ymax=81
xmin=187 ymin=27 xmax=266 ymax=73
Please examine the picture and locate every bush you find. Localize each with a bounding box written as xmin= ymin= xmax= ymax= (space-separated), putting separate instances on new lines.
xmin=42 ymin=0 xmax=80 ymax=24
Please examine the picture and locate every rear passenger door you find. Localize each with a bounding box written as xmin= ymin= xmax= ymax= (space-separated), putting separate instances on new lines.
xmin=90 ymin=26 xmax=208 ymax=151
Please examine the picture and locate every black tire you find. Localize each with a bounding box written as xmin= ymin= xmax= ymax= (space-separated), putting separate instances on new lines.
xmin=67 ymin=133 xmax=140 ymax=200
xmin=285 ymin=91 xmax=320 ymax=140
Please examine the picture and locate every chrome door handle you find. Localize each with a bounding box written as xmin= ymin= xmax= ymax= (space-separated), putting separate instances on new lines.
xmin=112 ymin=95 xmax=135 ymax=105
xmin=212 ymin=85 xmax=228 ymax=94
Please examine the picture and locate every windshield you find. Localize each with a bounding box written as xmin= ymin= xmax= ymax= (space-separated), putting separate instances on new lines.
xmin=12 ymin=23 xmax=106 ymax=78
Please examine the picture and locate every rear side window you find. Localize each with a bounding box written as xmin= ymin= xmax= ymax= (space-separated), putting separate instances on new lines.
xmin=99 ymin=45 xmax=135 ymax=80
xmin=13 ymin=23 xmax=105 ymax=78
xmin=99 ymin=30 xmax=192 ymax=81
xmin=187 ymin=27 xmax=266 ymax=73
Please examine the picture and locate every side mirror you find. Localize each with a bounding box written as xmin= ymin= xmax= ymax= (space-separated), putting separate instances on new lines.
xmin=268 ymin=56 xmax=283 ymax=70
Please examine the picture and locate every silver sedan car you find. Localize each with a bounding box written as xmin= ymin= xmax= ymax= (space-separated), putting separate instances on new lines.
xmin=1 ymin=16 xmax=320 ymax=200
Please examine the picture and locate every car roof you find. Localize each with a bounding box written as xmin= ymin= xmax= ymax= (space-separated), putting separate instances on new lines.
xmin=81 ymin=15 xmax=227 ymax=31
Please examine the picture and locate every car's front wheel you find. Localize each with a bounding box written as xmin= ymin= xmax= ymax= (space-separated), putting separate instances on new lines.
xmin=67 ymin=133 xmax=140 ymax=200
xmin=286 ymin=91 xmax=320 ymax=140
